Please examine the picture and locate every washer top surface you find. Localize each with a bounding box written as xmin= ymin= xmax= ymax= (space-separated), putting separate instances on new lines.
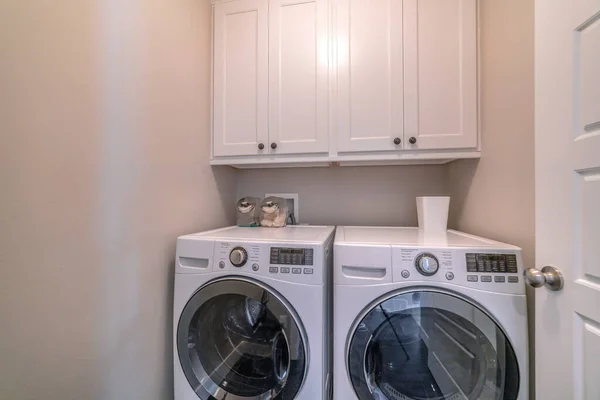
xmin=187 ymin=225 xmax=335 ymax=244
xmin=336 ymin=226 xmax=520 ymax=250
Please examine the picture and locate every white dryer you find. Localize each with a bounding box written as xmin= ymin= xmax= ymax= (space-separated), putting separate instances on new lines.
xmin=174 ymin=225 xmax=335 ymax=400
xmin=333 ymin=226 xmax=528 ymax=400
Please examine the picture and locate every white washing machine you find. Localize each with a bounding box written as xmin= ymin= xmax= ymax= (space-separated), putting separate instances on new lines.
xmin=333 ymin=226 xmax=528 ymax=400
xmin=174 ymin=225 xmax=335 ymax=400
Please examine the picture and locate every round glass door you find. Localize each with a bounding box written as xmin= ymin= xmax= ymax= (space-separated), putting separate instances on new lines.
xmin=177 ymin=278 xmax=307 ymax=400
xmin=347 ymin=290 xmax=520 ymax=400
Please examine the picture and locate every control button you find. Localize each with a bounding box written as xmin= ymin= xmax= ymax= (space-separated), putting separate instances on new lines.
xmin=218 ymin=261 xmax=225 ymax=269
xmin=292 ymin=268 xmax=302 ymax=274
xmin=415 ymin=253 xmax=439 ymax=276
xmin=280 ymin=267 xmax=290 ymax=274
xmin=401 ymin=270 xmax=410 ymax=279
xmin=467 ymin=275 xmax=478 ymax=282
xmin=269 ymin=267 xmax=279 ymax=274
xmin=494 ymin=276 xmax=506 ymax=283
xmin=252 ymin=263 xmax=259 ymax=271
xmin=303 ymin=268 xmax=314 ymax=274
xmin=229 ymin=247 xmax=248 ymax=267
xmin=481 ymin=276 xmax=492 ymax=283
xmin=508 ymin=276 xmax=519 ymax=283
xmin=445 ymin=272 xmax=455 ymax=281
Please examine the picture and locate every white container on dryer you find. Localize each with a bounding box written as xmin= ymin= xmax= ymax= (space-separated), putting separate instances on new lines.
xmin=333 ymin=226 xmax=528 ymax=400
xmin=174 ymin=225 xmax=335 ymax=400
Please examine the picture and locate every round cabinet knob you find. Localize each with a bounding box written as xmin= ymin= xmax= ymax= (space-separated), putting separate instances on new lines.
xmin=409 ymin=137 xmax=417 ymax=144
xmin=271 ymin=142 xmax=278 ymax=150
xmin=258 ymin=143 xmax=265 ymax=150
xmin=393 ymin=137 xmax=401 ymax=145
xmin=524 ymin=266 xmax=564 ymax=291
xmin=229 ymin=247 xmax=248 ymax=267
xmin=415 ymin=253 xmax=439 ymax=276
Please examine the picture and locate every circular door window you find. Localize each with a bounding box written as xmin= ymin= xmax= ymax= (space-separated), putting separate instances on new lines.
xmin=347 ymin=290 xmax=520 ymax=400
xmin=177 ymin=278 xmax=307 ymax=400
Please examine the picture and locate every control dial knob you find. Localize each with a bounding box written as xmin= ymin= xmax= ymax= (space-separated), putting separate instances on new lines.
xmin=229 ymin=247 xmax=248 ymax=267
xmin=415 ymin=253 xmax=439 ymax=276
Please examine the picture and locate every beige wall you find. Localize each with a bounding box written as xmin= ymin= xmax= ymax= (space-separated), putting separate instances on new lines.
xmin=237 ymin=165 xmax=450 ymax=226
xmin=0 ymin=0 xmax=534 ymax=398
xmin=0 ymin=1 xmax=235 ymax=399
xmin=448 ymin=0 xmax=535 ymax=267
xmin=447 ymin=0 xmax=535 ymax=397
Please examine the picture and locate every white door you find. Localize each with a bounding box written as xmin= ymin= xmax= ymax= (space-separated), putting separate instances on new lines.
xmin=213 ymin=0 xmax=269 ymax=157
xmin=535 ymin=0 xmax=600 ymax=399
xmin=269 ymin=0 xmax=329 ymax=155
xmin=403 ymin=0 xmax=477 ymax=150
xmin=336 ymin=0 xmax=404 ymax=153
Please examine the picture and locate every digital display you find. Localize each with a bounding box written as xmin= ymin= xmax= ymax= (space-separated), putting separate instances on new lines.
xmin=280 ymin=249 xmax=305 ymax=255
xmin=466 ymin=253 xmax=518 ymax=274
xmin=270 ymin=248 xmax=314 ymax=266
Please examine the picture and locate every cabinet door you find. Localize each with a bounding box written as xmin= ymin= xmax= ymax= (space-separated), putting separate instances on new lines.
xmin=337 ymin=0 xmax=404 ymax=153
xmin=269 ymin=0 xmax=329 ymax=155
xmin=404 ymin=0 xmax=478 ymax=150
xmin=213 ymin=0 xmax=269 ymax=157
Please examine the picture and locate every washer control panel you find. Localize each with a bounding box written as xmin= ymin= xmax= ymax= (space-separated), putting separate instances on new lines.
xmin=214 ymin=242 xmax=325 ymax=284
xmin=270 ymin=247 xmax=314 ymax=266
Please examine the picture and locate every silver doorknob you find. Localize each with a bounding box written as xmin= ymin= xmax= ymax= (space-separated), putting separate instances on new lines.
xmin=523 ymin=266 xmax=564 ymax=291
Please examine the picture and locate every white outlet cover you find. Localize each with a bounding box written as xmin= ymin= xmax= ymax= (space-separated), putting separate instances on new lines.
xmin=265 ymin=193 xmax=299 ymax=223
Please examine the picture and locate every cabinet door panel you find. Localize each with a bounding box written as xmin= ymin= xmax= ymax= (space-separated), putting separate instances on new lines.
xmin=269 ymin=0 xmax=329 ymax=155
xmin=404 ymin=0 xmax=477 ymax=150
xmin=213 ymin=0 xmax=269 ymax=157
xmin=337 ymin=0 xmax=404 ymax=153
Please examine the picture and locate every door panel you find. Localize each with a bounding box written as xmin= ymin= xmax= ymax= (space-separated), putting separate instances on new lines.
xmin=177 ymin=278 xmax=306 ymax=399
xmin=213 ymin=0 xmax=268 ymax=157
xmin=535 ymin=0 xmax=600 ymax=398
xmin=347 ymin=290 xmax=519 ymax=400
xmin=269 ymin=0 xmax=329 ymax=155
xmin=337 ymin=0 xmax=404 ymax=153
xmin=404 ymin=0 xmax=478 ymax=150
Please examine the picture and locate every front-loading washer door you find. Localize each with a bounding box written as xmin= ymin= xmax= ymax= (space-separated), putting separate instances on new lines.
xmin=347 ymin=289 xmax=520 ymax=400
xmin=177 ymin=277 xmax=307 ymax=400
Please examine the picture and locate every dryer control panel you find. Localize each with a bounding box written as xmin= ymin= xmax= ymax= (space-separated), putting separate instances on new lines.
xmin=392 ymin=247 xmax=525 ymax=295
xmin=466 ymin=253 xmax=518 ymax=274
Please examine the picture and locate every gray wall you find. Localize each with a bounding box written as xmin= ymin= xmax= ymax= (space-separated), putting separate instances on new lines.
xmin=0 ymin=1 xmax=235 ymax=399
xmin=237 ymin=165 xmax=450 ymax=226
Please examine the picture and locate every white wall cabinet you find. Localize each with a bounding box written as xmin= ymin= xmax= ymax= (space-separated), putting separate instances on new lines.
xmin=213 ymin=0 xmax=329 ymax=158
xmin=336 ymin=0 xmax=478 ymax=153
xmin=211 ymin=0 xmax=480 ymax=167
xmin=336 ymin=0 xmax=404 ymax=153
xmin=403 ymin=0 xmax=478 ymax=150
xmin=269 ymin=0 xmax=330 ymax=155
xmin=213 ymin=0 xmax=269 ymax=157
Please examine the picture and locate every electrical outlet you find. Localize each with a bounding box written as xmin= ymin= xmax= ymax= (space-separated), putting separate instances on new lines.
xmin=265 ymin=193 xmax=299 ymax=223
